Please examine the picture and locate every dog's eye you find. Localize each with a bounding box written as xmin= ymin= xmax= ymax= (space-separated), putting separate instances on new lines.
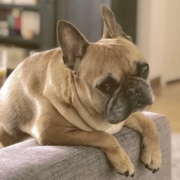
xmin=137 ymin=62 xmax=149 ymax=79
xmin=96 ymin=77 xmax=119 ymax=94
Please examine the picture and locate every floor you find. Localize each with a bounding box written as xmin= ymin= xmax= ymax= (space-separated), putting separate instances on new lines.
xmin=147 ymin=81 xmax=180 ymax=133
xmin=171 ymin=133 xmax=180 ymax=180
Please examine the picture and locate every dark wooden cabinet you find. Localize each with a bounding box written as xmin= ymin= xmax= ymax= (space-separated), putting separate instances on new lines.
xmin=56 ymin=0 xmax=110 ymax=43
xmin=112 ymin=0 xmax=137 ymax=43
xmin=56 ymin=0 xmax=137 ymax=43
xmin=39 ymin=0 xmax=56 ymax=50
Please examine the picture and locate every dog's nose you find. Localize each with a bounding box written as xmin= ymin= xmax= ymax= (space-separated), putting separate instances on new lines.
xmin=122 ymin=80 xmax=140 ymax=99
xmin=121 ymin=79 xmax=154 ymax=106
xmin=126 ymin=87 xmax=140 ymax=99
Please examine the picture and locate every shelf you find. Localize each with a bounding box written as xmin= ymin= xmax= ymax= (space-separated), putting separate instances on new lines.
xmin=0 ymin=0 xmax=56 ymax=51
xmin=0 ymin=35 xmax=40 ymax=49
xmin=0 ymin=3 xmax=39 ymax=11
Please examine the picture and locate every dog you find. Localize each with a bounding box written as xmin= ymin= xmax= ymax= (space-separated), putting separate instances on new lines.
xmin=0 ymin=6 xmax=161 ymax=177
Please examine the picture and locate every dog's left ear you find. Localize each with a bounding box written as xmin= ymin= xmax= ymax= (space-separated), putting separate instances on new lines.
xmin=102 ymin=6 xmax=131 ymax=41
xmin=57 ymin=21 xmax=89 ymax=72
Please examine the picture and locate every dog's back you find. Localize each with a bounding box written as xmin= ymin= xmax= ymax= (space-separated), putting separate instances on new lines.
xmin=0 ymin=48 xmax=64 ymax=146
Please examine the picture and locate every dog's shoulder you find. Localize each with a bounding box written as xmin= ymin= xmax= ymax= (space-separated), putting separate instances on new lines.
xmin=25 ymin=48 xmax=62 ymax=65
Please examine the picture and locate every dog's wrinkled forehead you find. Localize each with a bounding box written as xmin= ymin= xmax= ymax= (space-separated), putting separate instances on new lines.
xmin=80 ymin=39 xmax=147 ymax=85
xmin=92 ymin=37 xmax=145 ymax=73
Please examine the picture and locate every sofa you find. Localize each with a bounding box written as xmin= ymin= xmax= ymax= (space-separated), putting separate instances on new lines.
xmin=0 ymin=112 xmax=171 ymax=180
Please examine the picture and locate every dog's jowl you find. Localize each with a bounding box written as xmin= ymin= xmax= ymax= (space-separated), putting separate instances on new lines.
xmin=0 ymin=6 xmax=161 ymax=177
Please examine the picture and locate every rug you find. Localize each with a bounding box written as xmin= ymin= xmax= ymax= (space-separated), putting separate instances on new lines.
xmin=171 ymin=133 xmax=180 ymax=180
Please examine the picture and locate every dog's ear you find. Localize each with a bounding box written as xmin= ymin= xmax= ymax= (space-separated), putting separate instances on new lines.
xmin=101 ymin=6 xmax=131 ymax=41
xmin=57 ymin=21 xmax=89 ymax=73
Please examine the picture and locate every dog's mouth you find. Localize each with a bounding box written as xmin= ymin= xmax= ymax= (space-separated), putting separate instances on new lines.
xmin=105 ymin=79 xmax=154 ymax=124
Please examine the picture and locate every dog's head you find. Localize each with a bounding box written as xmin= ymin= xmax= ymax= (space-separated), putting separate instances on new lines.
xmin=57 ymin=6 xmax=155 ymax=124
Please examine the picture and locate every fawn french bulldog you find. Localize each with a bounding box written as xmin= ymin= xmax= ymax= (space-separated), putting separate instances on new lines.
xmin=0 ymin=6 xmax=161 ymax=177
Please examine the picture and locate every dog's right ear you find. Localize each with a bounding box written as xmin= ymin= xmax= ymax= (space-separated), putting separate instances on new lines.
xmin=57 ymin=21 xmax=89 ymax=73
xmin=102 ymin=6 xmax=122 ymax=38
xmin=102 ymin=6 xmax=131 ymax=41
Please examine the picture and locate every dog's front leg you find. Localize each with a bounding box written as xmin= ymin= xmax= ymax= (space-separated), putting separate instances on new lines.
xmin=64 ymin=130 xmax=135 ymax=177
xmin=124 ymin=112 xmax=162 ymax=173
xmin=32 ymin=116 xmax=135 ymax=177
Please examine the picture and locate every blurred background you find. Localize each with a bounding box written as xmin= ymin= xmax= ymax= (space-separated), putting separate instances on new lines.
xmin=0 ymin=1 xmax=179 ymax=130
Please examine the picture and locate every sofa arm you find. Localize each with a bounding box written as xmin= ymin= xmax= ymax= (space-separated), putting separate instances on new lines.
xmin=0 ymin=112 xmax=171 ymax=180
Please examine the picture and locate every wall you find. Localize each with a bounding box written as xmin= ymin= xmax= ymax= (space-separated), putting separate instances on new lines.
xmin=162 ymin=0 xmax=180 ymax=83
xmin=137 ymin=0 xmax=180 ymax=84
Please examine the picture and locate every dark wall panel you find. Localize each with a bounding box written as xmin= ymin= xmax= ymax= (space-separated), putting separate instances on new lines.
xmin=56 ymin=0 xmax=111 ymax=42
xmin=112 ymin=0 xmax=137 ymax=43
xmin=55 ymin=0 xmax=137 ymax=44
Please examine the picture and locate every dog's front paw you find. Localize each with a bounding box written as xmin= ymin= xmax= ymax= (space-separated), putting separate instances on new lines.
xmin=116 ymin=154 xmax=135 ymax=177
xmin=109 ymin=149 xmax=135 ymax=177
xmin=141 ymin=142 xmax=162 ymax=173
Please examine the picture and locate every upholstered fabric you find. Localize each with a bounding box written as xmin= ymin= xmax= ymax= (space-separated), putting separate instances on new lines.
xmin=0 ymin=112 xmax=171 ymax=180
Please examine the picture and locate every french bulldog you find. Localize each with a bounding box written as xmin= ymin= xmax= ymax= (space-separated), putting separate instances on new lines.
xmin=0 ymin=6 xmax=161 ymax=177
